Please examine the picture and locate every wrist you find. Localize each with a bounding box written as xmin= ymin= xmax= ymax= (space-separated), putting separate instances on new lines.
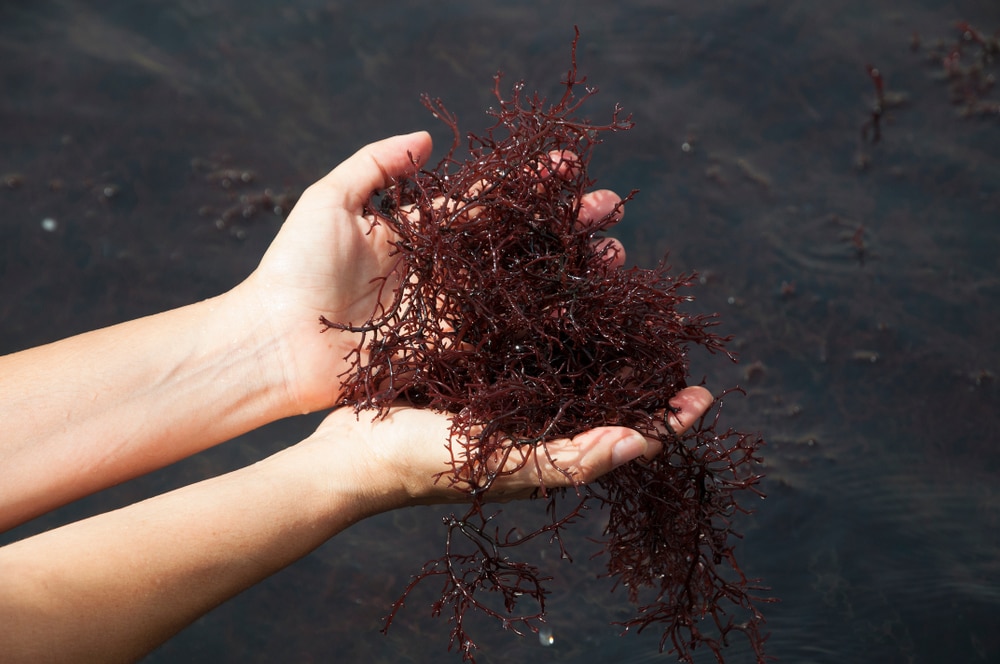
xmin=190 ymin=289 xmax=298 ymax=425
xmin=273 ymin=427 xmax=407 ymax=529
xmin=226 ymin=276 xmax=351 ymax=418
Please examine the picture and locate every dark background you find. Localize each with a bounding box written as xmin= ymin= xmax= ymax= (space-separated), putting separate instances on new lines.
xmin=2 ymin=1 xmax=998 ymax=662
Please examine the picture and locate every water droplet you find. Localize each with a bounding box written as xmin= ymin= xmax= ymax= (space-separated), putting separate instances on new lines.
xmin=538 ymin=625 xmax=554 ymax=647
xmin=40 ymin=217 xmax=57 ymax=232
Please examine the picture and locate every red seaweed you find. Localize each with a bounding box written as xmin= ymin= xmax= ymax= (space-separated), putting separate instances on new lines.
xmin=916 ymin=21 xmax=1000 ymax=118
xmin=862 ymin=64 xmax=886 ymax=144
xmin=324 ymin=30 xmax=769 ymax=663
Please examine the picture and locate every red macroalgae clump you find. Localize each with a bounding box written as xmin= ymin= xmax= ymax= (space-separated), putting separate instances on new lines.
xmin=324 ymin=31 xmax=768 ymax=664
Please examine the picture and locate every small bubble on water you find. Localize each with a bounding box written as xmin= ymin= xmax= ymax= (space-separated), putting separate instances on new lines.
xmin=538 ymin=625 xmax=554 ymax=647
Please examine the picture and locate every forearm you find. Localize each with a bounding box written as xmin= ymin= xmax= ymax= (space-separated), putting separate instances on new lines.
xmin=0 ymin=440 xmax=370 ymax=664
xmin=0 ymin=290 xmax=300 ymax=530
xmin=0 ymin=395 xmax=706 ymax=663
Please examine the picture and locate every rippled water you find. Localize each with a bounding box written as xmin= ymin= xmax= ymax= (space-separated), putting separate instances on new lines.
xmin=2 ymin=1 xmax=998 ymax=662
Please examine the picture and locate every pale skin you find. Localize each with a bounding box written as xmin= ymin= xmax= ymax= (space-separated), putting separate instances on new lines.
xmin=0 ymin=131 xmax=714 ymax=663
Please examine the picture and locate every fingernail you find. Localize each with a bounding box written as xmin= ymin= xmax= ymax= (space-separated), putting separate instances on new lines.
xmin=611 ymin=432 xmax=648 ymax=468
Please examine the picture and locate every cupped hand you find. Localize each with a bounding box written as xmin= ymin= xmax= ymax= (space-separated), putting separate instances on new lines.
xmin=300 ymin=385 xmax=714 ymax=515
xmin=231 ymin=132 xmax=629 ymax=416
xmin=234 ymin=132 xmax=432 ymax=415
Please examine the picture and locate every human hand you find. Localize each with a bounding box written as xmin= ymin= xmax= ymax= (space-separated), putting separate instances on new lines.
xmin=294 ymin=385 xmax=714 ymax=515
xmin=229 ymin=133 xmax=629 ymax=417
xmin=227 ymin=132 xmax=431 ymax=416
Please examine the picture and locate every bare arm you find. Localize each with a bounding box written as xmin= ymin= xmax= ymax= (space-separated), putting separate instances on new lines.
xmin=0 ymin=130 xmax=637 ymax=532
xmin=0 ymin=295 xmax=289 ymax=531
xmin=0 ymin=130 xmax=715 ymax=662
xmin=0 ymin=132 xmax=436 ymax=531
xmin=0 ymin=391 xmax=711 ymax=664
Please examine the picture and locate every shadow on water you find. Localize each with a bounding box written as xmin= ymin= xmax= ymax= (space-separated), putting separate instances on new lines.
xmin=1 ymin=1 xmax=998 ymax=662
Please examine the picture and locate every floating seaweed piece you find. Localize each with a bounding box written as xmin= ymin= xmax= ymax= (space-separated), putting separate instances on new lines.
xmin=326 ymin=30 xmax=768 ymax=664
xmin=918 ymin=20 xmax=1000 ymax=118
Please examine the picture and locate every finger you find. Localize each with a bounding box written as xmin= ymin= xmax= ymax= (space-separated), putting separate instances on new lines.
xmin=577 ymin=188 xmax=624 ymax=228
xmin=640 ymin=385 xmax=716 ymax=455
xmin=541 ymin=151 xmax=622 ymax=227
xmin=664 ymin=385 xmax=714 ymax=437
xmin=594 ymin=237 xmax=626 ymax=269
xmin=483 ymin=426 xmax=644 ymax=500
xmin=540 ymin=151 xmax=628 ymax=267
xmin=316 ymin=131 xmax=433 ymax=212
xmin=489 ymin=386 xmax=716 ymax=497
xmin=542 ymin=149 xmax=582 ymax=180
xmin=581 ymin=190 xmax=627 ymax=267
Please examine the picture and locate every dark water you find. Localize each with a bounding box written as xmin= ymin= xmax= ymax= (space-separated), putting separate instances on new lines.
xmin=2 ymin=1 xmax=999 ymax=663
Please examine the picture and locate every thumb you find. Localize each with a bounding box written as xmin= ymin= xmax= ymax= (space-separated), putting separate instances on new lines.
xmin=320 ymin=131 xmax=433 ymax=212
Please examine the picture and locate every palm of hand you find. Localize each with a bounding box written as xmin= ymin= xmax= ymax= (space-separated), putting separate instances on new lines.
xmin=239 ymin=133 xmax=433 ymax=414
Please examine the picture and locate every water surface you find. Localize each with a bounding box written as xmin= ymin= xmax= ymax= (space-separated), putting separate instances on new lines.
xmin=2 ymin=2 xmax=998 ymax=662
